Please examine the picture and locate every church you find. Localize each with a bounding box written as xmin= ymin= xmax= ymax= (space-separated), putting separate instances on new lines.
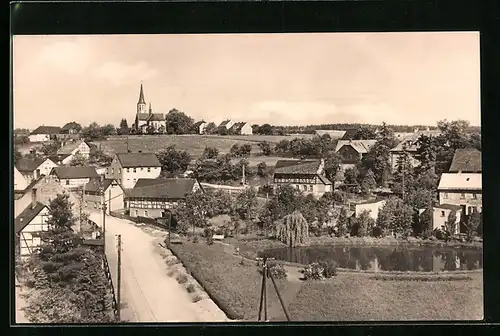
xmin=132 ymin=83 xmax=167 ymax=133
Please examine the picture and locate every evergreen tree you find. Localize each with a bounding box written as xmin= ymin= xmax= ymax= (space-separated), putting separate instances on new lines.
xmin=353 ymin=210 xmax=375 ymax=237
xmin=444 ymin=210 xmax=458 ymax=240
xmin=336 ymin=207 xmax=349 ymax=237
xmin=118 ymin=118 xmax=129 ymax=135
xmin=361 ymin=169 xmax=377 ymax=196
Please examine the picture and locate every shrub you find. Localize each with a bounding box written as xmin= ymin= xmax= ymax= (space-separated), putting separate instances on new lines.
xmin=258 ymin=261 xmax=287 ymax=279
xmin=318 ymin=260 xmax=337 ymax=278
xmin=303 ymin=261 xmax=337 ymax=280
xmin=186 ymin=283 xmax=196 ymax=293
xmin=204 ymin=227 xmax=214 ymax=238
xmin=176 ymin=274 xmax=188 ymax=284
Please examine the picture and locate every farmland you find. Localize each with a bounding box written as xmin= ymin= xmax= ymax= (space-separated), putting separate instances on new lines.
xmin=92 ymin=134 xmax=312 ymax=159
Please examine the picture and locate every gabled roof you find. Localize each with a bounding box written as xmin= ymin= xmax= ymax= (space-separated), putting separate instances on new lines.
xmin=148 ymin=113 xmax=165 ymax=122
xmin=438 ymin=173 xmax=482 ymax=191
xmin=48 ymin=154 xmax=71 ymax=164
xmin=30 ymin=126 xmax=61 ymax=135
xmin=340 ymin=128 xmax=359 ymax=140
xmin=16 ymin=158 xmax=50 ymax=173
xmin=316 ymin=130 xmax=347 ymax=139
xmin=194 ymin=121 xmax=207 ymax=128
xmin=84 ymin=178 xmax=120 ymax=193
xmin=335 ymin=140 xmax=377 ymax=154
xmin=449 ymin=148 xmax=482 ymax=173
xmin=50 ymin=166 xmax=99 ymax=179
xmin=127 ymin=178 xmax=198 ymax=200
xmin=15 ymin=202 xmax=48 ymax=233
xmin=116 ymin=153 xmax=161 ymax=168
xmin=274 ymin=160 xmax=322 ymax=175
xmin=137 ymin=113 xmax=151 ymax=121
xmin=61 ymin=122 xmax=81 ymax=131
xmin=57 ymin=140 xmax=88 ymax=155
xmin=219 ymin=119 xmax=232 ymax=128
xmin=229 ymin=122 xmax=246 ymax=132
xmin=390 ymin=130 xmax=441 ymax=152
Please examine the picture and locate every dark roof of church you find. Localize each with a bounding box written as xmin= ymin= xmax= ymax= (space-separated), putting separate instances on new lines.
xmin=137 ymin=113 xmax=151 ymax=121
xmin=148 ymin=113 xmax=165 ymax=121
xmin=138 ymin=83 xmax=146 ymax=105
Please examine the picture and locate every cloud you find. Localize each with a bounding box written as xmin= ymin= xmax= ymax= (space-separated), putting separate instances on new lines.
xmin=37 ymin=40 xmax=92 ymax=75
xmin=93 ymin=61 xmax=159 ymax=86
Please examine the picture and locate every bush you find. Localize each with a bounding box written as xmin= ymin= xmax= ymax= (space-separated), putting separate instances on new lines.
xmin=302 ymin=261 xmax=337 ymax=280
xmin=319 ymin=260 xmax=337 ymax=278
xmin=176 ymin=274 xmax=188 ymax=284
xmin=204 ymin=227 xmax=214 ymax=238
xmin=258 ymin=261 xmax=287 ymax=279
xmin=186 ymin=283 xmax=196 ymax=293
xmin=433 ymin=228 xmax=446 ymax=240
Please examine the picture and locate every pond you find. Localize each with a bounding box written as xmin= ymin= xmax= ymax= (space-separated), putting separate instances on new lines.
xmin=259 ymin=246 xmax=483 ymax=272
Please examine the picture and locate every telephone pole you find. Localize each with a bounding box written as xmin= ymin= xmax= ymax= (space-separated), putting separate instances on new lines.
xmin=116 ymin=234 xmax=122 ymax=321
xmin=101 ymin=189 xmax=107 ymax=249
xmin=108 ymin=188 xmax=112 ymax=214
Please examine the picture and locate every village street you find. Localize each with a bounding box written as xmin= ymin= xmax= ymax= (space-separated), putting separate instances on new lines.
xmin=88 ymin=211 xmax=229 ymax=322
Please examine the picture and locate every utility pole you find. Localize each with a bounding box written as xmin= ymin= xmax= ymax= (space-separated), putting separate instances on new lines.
xmin=101 ymin=188 xmax=107 ymax=249
xmin=116 ymin=234 xmax=122 ymax=321
xmin=109 ymin=188 xmax=112 ymax=214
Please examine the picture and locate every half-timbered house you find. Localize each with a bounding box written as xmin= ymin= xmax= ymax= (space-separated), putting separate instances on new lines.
xmin=272 ymin=159 xmax=332 ymax=197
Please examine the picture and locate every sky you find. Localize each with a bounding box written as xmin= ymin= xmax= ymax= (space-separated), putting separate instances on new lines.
xmin=12 ymin=32 xmax=481 ymax=130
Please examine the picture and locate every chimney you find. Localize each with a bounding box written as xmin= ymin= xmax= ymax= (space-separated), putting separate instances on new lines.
xmin=31 ymin=188 xmax=37 ymax=209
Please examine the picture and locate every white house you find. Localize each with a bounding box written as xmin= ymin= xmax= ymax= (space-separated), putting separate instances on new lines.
xmin=28 ymin=126 xmax=61 ymax=143
xmin=196 ymin=121 xmax=208 ymax=135
xmin=218 ymin=120 xmax=235 ymax=132
xmin=14 ymin=166 xmax=28 ymax=191
xmin=228 ymin=122 xmax=253 ymax=135
xmin=15 ymin=189 xmax=50 ymax=259
xmin=418 ymin=204 xmax=462 ymax=234
xmin=83 ymin=177 xmax=125 ymax=215
xmin=105 ymin=152 xmax=162 ymax=189
xmin=355 ymin=199 xmax=386 ymax=221
xmin=49 ymin=166 xmax=100 ymax=189
xmin=56 ymin=139 xmax=91 ymax=164
xmin=16 ymin=157 xmax=59 ymax=184
xmin=438 ymin=173 xmax=482 ymax=216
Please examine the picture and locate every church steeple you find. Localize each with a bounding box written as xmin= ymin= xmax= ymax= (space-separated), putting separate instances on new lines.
xmin=137 ymin=82 xmax=147 ymax=114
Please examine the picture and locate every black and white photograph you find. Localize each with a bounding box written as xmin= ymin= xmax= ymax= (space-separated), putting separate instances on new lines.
xmin=13 ymin=32 xmax=482 ymax=323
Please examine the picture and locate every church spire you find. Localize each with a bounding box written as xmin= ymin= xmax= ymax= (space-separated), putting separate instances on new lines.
xmin=138 ymin=82 xmax=146 ymax=105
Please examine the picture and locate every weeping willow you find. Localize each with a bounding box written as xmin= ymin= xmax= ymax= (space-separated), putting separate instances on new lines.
xmin=275 ymin=211 xmax=309 ymax=247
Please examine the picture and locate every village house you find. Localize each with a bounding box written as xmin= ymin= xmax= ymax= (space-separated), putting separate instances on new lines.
xmin=49 ymin=166 xmax=100 ymax=189
xmin=105 ymin=152 xmax=162 ymax=189
xmin=83 ymin=177 xmax=124 ymax=214
xmin=437 ymin=148 xmax=482 ymax=216
xmin=340 ymin=128 xmax=360 ymax=140
xmin=16 ymin=157 xmax=59 ymax=184
xmin=126 ymin=178 xmax=202 ymax=218
xmin=133 ymin=84 xmax=166 ymax=133
xmin=334 ymin=140 xmax=377 ymax=171
xmin=389 ymin=129 xmax=441 ymax=172
xmin=58 ymin=122 xmax=82 ymax=141
xmin=273 ymin=159 xmax=333 ymax=197
xmin=228 ymin=122 xmax=253 ymax=135
xmin=315 ymin=130 xmax=347 ymax=139
xmin=418 ymin=204 xmax=462 ymax=234
xmin=28 ymin=126 xmax=62 ymax=143
xmin=15 ymin=188 xmax=50 ymax=259
xmin=218 ymin=119 xmax=235 ymax=133
xmin=354 ymin=198 xmax=386 ymax=221
xmin=194 ymin=121 xmax=208 ymax=135
xmin=14 ymin=166 xmax=28 ymax=192
xmin=55 ymin=139 xmax=91 ymax=164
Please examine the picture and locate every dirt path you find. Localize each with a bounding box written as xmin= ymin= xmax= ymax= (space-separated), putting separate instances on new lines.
xmin=89 ymin=212 xmax=229 ymax=322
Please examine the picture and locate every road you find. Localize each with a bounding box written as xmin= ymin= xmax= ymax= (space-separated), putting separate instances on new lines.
xmin=89 ymin=211 xmax=229 ymax=322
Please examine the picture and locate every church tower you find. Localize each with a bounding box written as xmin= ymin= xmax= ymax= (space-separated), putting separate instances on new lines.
xmin=137 ymin=83 xmax=147 ymax=114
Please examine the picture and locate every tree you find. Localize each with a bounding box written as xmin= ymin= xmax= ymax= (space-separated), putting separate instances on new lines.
xmin=336 ymin=207 xmax=349 ymax=237
xmin=229 ymin=144 xmax=241 ymax=157
xmin=257 ymin=162 xmax=268 ymax=177
xmin=203 ymin=147 xmax=219 ymax=160
xmin=40 ymin=140 xmax=61 ymax=156
xmin=365 ymin=122 xmax=397 ymax=186
xmin=14 ymin=145 xmax=23 ymax=165
xmin=393 ymin=146 xmax=415 ymax=200
xmin=393 ymin=203 xmax=414 ymax=237
xmin=353 ymin=126 xmax=377 ymax=140
xmin=260 ymin=185 xmax=302 ymax=229
xmin=258 ymin=124 xmax=273 ymax=135
xmin=157 ymin=145 xmax=192 ymax=176
xmin=258 ymin=141 xmax=273 ymax=156
xmin=164 ymin=109 xmax=194 ymax=135
xmin=275 ymin=211 xmax=309 ymax=247
xmin=376 ymin=199 xmax=398 ymax=237
xmin=324 ymin=152 xmax=341 ymax=182
xmin=360 ymin=169 xmax=376 ymax=196
xmin=352 ymin=210 xmax=374 ymax=237
xmin=443 ymin=210 xmax=458 ymax=240
xmin=274 ymin=139 xmax=290 ymax=154
xmin=81 ymin=122 xmax=103 ymax=141
xmin=464 ymin=209 xmax=481 ymax=241
xmin=251 ymin=124 xmax=260 ymax=134
xmin=118 ymin=118 xmax=129 ymax=135
xmin=343 ymin=166 xmax=359 ymax=185
xmin=204 ymin=122 xmax=218 ymax=135
xmin=234 ymin=187 xmax=258 ymax=220
xmin=88 ymin=144 xmax=113 ymax=166
xmin=68 ymin=153 xmax=88 ymax=166
xmin=239 ymin=144 xmax=252 ymax=157
xmin=418 ymin=202 xmax=434 ymax=238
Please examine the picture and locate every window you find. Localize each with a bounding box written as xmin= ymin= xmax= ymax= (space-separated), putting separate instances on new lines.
xmin=443 ymin=193 xmax=448 ymax=199
xmin=65 ymin=180 xmax=69 ymax=185
xmin=441 ymin=211 xmax=445 ymax=217
xmin=460 ymin=193 xmax=465 ymax=199
xmin=309 ymin=185 xmax=313 ymax=192
xmin=302 ymin=185 xmax=307 ymax=191
xmin=133 ymin=168 xmax=137 ymax=173
xmin=106 ymin=168 xmax=109 ymax=174
xmin=126 ymin=168 xmax=130 ymax=173
xmin=135 ymin=210 xmax=138 ymax=216
xmin=147 ymin=167 xmax=151 ymax=172
xmin=472 ymin=193 xmax=477 ymax=199
xmin=144 ymin=210 xmax=148 ymax=217
xmin=296 ymin=185 xmax=300 ymax=190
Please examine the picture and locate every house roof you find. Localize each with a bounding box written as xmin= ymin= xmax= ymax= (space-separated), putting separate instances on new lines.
xmin=437 ymin=173 xmax=482 ymax=191
xmin=30 ymin=126 xmax=61 ymax=135
xmin=57 ymin=140 xmax=88 ymax=155
xmin=219 ymin=119 xmax=232 ymax=128
xmin=16 ymin=158 xmax=47 ymax=173
xmin=340 ymin=128 xmax=359 ymax=140
xmin=137 ymin=113 xmax=151 ymax=121
xmin=274 ymin=160 xmax=322 ymax=175
xmin=229 ymin=122 xmax=247 ymax=132
xmin=194 ymin=121 xmax=206 ymax=128
xmin=317 ymin=175 xmax=333 ymax=185
xmin=148 ymin=113 xmax=165 ymax=121
xmin=84 ymin=178 xmax=119 ymax=193
xmin=48 ymin=154 xmax=71 ymax=163
xmin=15 ymin=202 xmax=48 ymax=233
xmin=335 ymin=140 xmax=377 ymax=154
xmin=50 ymin=166 xmax=99 ymax=179
xmin=390 ymin=130 xmax=441 ymax=152
xmin=127 ymin=178 xmax=198 ymax=200
xmin=316 ymin=130 xmax=347 ymax=139
xmin=448 ymin=148 xmax=482 ymax=173
xmin=116 ymin=153 xmax=161 ymax=168
xmin=61 ymin=122 xmax=81 ymax=131
xmin=435 ymin=203 xmax=463 ymax=211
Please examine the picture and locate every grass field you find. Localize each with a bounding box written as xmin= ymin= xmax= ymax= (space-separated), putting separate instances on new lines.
xmin=94 ymin=134 xmax=313 ymax=158
xmin=169 ymin=240 xmax=483 ymax=321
